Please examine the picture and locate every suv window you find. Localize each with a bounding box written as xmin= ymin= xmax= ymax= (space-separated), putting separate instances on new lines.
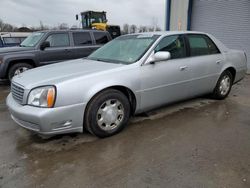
xmin=3 ymin=37 xmax=21 ymax=44
xmin=45 ymin=33 xmax=70 ymax=47
xmin=155 ymin=35 xmax=186 ymax=59
xmin=73 ymin=32 xmax=92 ymax=46
xmin=0 ymin=38 xmax=3 ymax=47
xmin=187 ymin=34 xmax=220 ymax=56
xmin=93 ymin=32 xmax=109 ymax=44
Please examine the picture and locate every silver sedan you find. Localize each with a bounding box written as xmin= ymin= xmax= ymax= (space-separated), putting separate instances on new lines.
xmin=6 ymin=31 xmax=247 ymax=138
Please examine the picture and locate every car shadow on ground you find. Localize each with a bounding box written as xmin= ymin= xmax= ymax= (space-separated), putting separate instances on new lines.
xmin=17 ymin=129 xmax=98 ymax=152
xmin=23 ymin=95 xmax=216 ymax=149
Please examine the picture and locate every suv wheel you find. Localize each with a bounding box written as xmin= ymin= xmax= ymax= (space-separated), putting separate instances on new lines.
xmin=8 ymin=63 xmax=33 ymax=80
xmin=84 ymin=89 xmax=130 ymax=138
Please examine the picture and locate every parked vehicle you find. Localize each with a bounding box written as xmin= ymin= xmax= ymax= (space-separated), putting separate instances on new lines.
xmin=0 ymin=30 xmax=112 ymax=80
xmin=0 ymin=32 xmax=31 ymax=48
xmin=76 ymin=10 xmax=121 ymax=39
xmin=6 ymin=31 xmax=247 ymax=138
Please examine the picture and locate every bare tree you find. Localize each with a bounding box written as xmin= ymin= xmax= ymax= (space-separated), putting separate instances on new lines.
xmin=130 ymin=24 xmax=137 ymax=33
xmin=0 ymin=19 xmax=3 ymax=32
xmin=151 ymin=17 xmax=158 ymax=31
xmin=39 ymin=21 xmax=45 ymax=30
xmin=70 ymin=25 xmax=78 ymax=29
xmin=122 ymin=24 xmax=129 ymax=34
xmin=0 ymin=19 xmax=16 ymax=32
xmin=58 ymin=23 xmax=69 ymax=30
xmin=147 ymin=26 xmax=155 ymax=32
xmin=139 ymin=26 xmax=147 ymax=33
xmin=155 ymin=26 xmax=162 ymax=31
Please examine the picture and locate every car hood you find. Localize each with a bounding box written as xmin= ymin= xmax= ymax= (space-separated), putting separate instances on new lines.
xmin=0 ymin=46 xmax=34 ymax=54
xmin=12 ymin=58 xmax=124 ymax=89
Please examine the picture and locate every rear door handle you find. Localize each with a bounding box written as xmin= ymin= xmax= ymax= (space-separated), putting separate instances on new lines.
xmin=216 ymin=60 xmax=221 ymax=64
xmin=180 ymin=66 xmax=188 ymax=71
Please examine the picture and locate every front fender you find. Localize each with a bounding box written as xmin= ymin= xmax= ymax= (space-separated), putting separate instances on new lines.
xmin=85 ymin=81 xmax=140 ymax=109
xmin=0 ymin=53 xmax=38 ymax=78
xmin=55 ymin=67 xmax=141 ymax=110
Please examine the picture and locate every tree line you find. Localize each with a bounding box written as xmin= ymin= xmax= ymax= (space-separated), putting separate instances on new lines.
xmin=0 ymin=19 xmax=72 ymax=32
xmin=0 ymin=19 xmax=162 ymax=33
xmin=122 ymin=23 xmax=161 ymax=34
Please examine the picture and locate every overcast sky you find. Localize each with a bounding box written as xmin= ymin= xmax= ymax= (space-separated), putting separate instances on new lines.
xmin=0 ymin=0 xmax=166 ymax=29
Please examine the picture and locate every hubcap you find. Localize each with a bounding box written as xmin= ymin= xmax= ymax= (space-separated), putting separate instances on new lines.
xmin=14 ymin=67 xmax=29 ymax=76
xmin=96 ymin=99 xmax=124 ymax=131
xmin=219 ymin=75 xmax=231 ymax=96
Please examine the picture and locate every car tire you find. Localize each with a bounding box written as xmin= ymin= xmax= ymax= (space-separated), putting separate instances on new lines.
xmin=84 ymin=89 xmax=130 ymax=138
xmin=8 ymin=63 xmax=33 ymax=81
xmin=212 ymin=70 xmax=233 ymax=100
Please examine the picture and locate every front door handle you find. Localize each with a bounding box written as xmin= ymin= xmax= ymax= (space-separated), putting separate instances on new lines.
xmin=180 ymin=66 xmax=188 ymax=71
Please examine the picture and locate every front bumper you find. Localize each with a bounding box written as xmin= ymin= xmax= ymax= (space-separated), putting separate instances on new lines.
xmin=6 ymin=94 xmax=86 ymax=135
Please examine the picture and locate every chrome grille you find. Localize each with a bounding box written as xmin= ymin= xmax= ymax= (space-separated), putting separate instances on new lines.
xmin=11 ymin=83 xmax=24 ymax=104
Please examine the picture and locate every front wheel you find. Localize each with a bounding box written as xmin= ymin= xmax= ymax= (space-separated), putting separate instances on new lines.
xmin=84 ymin=89 xmax=130 ymax=138
xmin=212 ymin=70 xmax=233 ymax=100
xmin=8 ymin=63 xmax=33 ymax=81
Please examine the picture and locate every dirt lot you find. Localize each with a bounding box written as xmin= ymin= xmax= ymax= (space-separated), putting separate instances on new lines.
xmin=0 ymin=76 xmax=250 ymax=188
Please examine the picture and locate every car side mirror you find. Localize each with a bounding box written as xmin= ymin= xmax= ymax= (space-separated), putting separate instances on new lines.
xmin=40 ymin=41 xmax=50 ymax=50
xmin=148 ymin=51 xmax=171 ymax=64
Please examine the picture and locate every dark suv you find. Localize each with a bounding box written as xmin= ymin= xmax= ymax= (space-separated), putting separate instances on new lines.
xmin=0 ymin=30 xmax=112 ymax=80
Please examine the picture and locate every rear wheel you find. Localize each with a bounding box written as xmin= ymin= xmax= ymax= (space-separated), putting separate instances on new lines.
xmin=212 ymin=70 xmax=233 ymax=99
xmin=8 ymin=63 xmax=33 ymax=80
xmin=84 ymin=89 xmax=130 ymax=138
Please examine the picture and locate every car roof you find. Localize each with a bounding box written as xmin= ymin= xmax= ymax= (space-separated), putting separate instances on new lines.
xmin=130 ymin=31 xmax=209 ymax=37
xmin=36 ymin=29 xmax=109 ymax=33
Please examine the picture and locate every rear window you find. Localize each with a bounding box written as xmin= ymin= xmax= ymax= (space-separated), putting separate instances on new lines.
xmin=73 ymin=32 xmax=92 ymax=46
xmin=3 ymin=37 xmax=22 ymax=44
xmin=93 ymin=32 xmax=109 ymax=44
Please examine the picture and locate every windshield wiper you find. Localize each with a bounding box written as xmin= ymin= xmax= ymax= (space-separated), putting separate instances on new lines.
xmin=87 ymin=57 xmax=110 ymax=62
xmin=88 ymin=57 xmax=127 ymax=64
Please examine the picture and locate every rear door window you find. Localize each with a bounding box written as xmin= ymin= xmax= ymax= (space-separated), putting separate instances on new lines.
xmin=73 ymin=32 xmax=92 ymax=46
xmin=45 ymin=33 xmax=70 ymax=47
xmin=93 ymin=32 xmax=109 ymax=44
xmin=188 ymin=35 xmax=209 ymax=56
xmin=204 ymin=35 xmax=220 ymax=54
xmin=187 ymin=34 xmax=220 ymax=56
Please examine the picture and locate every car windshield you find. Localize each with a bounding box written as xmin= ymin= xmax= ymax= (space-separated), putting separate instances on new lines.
xmin=20 ymin=32 xmax=44 ymax=47
xmin=88 ymin=34 xmax=160 ymax=64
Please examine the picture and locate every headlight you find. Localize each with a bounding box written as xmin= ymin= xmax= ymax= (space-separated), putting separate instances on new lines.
xmin=28 ymin=86 xmax=56 ymax=108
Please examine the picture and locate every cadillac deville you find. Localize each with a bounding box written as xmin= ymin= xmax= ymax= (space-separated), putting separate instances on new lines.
xmin=6 ymin=31 xmax=247 ymax=138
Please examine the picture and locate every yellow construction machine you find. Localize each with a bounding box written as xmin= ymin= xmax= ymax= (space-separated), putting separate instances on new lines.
xmin=76 ymin=11 xmax=121 ymax=39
